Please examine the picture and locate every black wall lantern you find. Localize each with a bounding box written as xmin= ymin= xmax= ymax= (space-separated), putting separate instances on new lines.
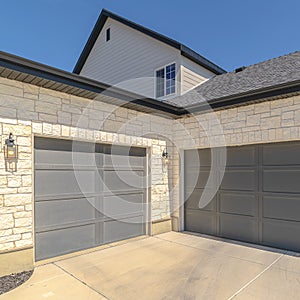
xmin=162 ymin=149 xmax=169 ymax=164
xmin=5 ymin=133 xmax=18 ymax=160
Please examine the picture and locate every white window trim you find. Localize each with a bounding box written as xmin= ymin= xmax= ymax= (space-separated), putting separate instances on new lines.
xmin=154 ymin=62 xmax=177 ymax=99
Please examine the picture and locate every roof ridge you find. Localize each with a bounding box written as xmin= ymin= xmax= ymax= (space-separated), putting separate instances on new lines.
xmin=231 ymin=50 xmax=300 ymax=73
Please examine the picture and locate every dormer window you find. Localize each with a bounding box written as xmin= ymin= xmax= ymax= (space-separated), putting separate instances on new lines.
xmin=155 ymin=63 xmax=176 ymax=98
xmin=106 ymin=28 xmax=111 ymax=42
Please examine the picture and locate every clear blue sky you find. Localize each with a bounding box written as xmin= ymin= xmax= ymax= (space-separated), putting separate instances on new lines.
xmin=1 ymin=0 xmax=299 ymax=72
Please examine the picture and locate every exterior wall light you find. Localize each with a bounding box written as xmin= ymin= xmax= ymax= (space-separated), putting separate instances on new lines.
xmin=162 ymin=149 xmax=169 ymax=164
xmin=5 ymin=133 xmax=18 ymax=160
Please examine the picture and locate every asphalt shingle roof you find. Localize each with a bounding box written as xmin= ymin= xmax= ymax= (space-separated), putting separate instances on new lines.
xmin=167 ymin=51 xmax=300 ymax=108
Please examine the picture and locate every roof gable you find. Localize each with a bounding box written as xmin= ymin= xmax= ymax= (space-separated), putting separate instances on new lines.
xmin=73 ymin=9 xmax=226 ymax=75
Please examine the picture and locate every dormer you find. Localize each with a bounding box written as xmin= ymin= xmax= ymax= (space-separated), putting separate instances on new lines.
xmin=73 ymin=9 xmax=226 ymax=100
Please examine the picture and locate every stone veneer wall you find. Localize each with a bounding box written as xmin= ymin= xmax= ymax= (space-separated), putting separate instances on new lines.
xmin=0 ymin=76 xmax=173 ymax=259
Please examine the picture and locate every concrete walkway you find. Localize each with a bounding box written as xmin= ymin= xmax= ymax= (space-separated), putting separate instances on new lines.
xmin=2 ymin=232 xmax=300 ymax=299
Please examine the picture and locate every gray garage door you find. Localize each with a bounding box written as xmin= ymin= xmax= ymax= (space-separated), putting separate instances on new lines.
xmin=34 ymin=138 xmax=147 ymax=261
xmin=185 ymin=141 xmax=300 ymax=252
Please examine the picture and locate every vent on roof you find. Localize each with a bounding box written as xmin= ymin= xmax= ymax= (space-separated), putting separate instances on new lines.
xmin=235 ymin=66 xmax=246 ymax=73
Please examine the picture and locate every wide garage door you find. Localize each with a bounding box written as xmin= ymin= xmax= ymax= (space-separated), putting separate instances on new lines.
xmin=185 ymin=141 xmax=300 ymax=252
xmin=34 ymin=138 xmax=147 ymax=261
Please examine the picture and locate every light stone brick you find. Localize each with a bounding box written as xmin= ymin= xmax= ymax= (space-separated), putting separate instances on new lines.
xmin=15 ymin=217 xmax=32 ymax=228
xmin=7 ymin=176 xmax=22 ymax=188
xmin=14 ymin=239 xmax=32 ymax=248
xmin=18 ymin=146 xmax=32 ymax=153
xmin=58 ymin=111 xmax=72 ymax=125
xmin=0 ymin=187 xmax=18 ymax=194
xmin=261 ymin=116 xmax=281 ymax=128
xmin=39 ymin=113 xmax=57 ymax=123
xmin=14 ymin=211 xmax=31 ymax=219
xmin=16 ymin=136 xmax=31 ymax=146
xmin=3 ymin=124 xmax=31 ymax=135
xmin=0 ymin=117 xmax=17 ymax=124
xmin=0 ymin=214 xmax=14 ymax=230
xmin=17 ymin=160 xmax=32 ymax=169
xmin=13 ymin=226 xmax=32 ymax=234
xmin=18 ymin=187 xmax=32 ymax=194
xmin=42 ymin=122 xmax=53 ymax=135
xmin=35 ymin=101 xmax=61 ymax=116
xmin=62 ymin=104 xmax=82 ymax=114
xmin=282 ymin=111 xmax=294 ymax=119
xmin=271 ymin=98 xmax=293 ymax=109
xmin=0 ymin=242 xmax=14 ymax=251
xmin=25 ymin=204 xmax=32 ymax=211
xmin=254 ymin=102 xmax=270 ymax=113
xmin=18 ymin=152 xmax=31 ymax=160
xmin=0 ymin=206 xmax=24 ymax=215
xmin=24 ymin=84 xmax=39 ymax=95
xmin=22 ymin=175 xmax=32 ymax=187
xmin=39 ymin=93 xmax=61 ymax=105
xmin=18 ymin=119 xmax=31 ymax=126
xmin=0 ymin=176 xmax=7 ymax=186
xmin=4 ymin=194 xmax=31 ymax=206
xmin=0 ymin=106 xmax=17 ymax=118
xmin=21 ymin=233 xmax=32 ymax=240
xmin=246 ymin=115 xmax=261 ymax=126
xmin=61 ymin=125 xmax=70 ymax=136
xmin=281 ymin=119 xmax=294 ymax=127
xmin=24 ymin=93 xmax=38 ymax=100
xmin=32 ymin=122 xmax=43 ymax=133
xmin=52 ymin=124 xmax=61 ymax=136
xmin=0 ymin=234 xmax=21 ymax=243
xmin=0 ymin=84 xmax=23 ymax=97
xmin=0 ymin=229 xmax=12 ymax=237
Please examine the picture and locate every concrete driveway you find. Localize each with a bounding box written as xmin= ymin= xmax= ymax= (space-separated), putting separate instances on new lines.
xmin=2 ymin=232 xmax=300 ymax=300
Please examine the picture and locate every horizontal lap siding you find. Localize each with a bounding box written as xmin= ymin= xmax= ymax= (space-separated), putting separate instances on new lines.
xmin=80 ymin=18 xmax=181 ymax=98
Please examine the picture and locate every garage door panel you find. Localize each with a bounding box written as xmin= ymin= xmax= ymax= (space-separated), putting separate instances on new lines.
xmin=104 ymin=154 xmax=145 ymax=168
xmin=185 ymin=210 xmax=217 ymax=235
xmin=185 ymin=142 xmax=300 ymax=253
xmin=34 ymin=138 xmax=147 ymax=261
xmin=185 ymin=169 xmax=207 ymax=186
xmin=35 ymin=224 xmax=96 ymax=261
xmin=263 ymin=143 xmax=300 ymax=166
xmin=263 ymin=170 xmax=300 ymax=193
xmin=263 ymin=195 xmax=300 ymax=222
xmin=35 ymin=197 xmax=98 ymax=229
xmin=186 ymin=169 xmax=219 ymax=190
xmin=104 ymin=170 xmax=145 ymax=192
xmin=262 ymin=220 xmax=300 ymax=252
xmin=220 ymin=193 xmax=258 ymax=217
xmin=35 ymin=149 xmax=103 ymax=167
xmin=106 ymin=145 xmax=146 ymax=157
xmin=104 ymin=216 xmax=145 ymax=244
xmin=219 ymin=215 xmax=258 ymax=243
xmin=224 ymin=146 xmax=256 ymax=167
xmin=35 ymin=170 xmax=99 ymax=196
xmin=104 ymin=193 xmax=145 ymax=217
xmin=185 ymin=189 xmax=216 ymax=211
xmin=220 ymin=169 xmax=256 ymax=191
xmin=185 ymin=149 xmax=210 ymax=167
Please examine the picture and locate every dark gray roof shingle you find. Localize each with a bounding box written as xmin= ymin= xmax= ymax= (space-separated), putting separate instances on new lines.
xmin=167 ymin=51 xmax=300 ymax=108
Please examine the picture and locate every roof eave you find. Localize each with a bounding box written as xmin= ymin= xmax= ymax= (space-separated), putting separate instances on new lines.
xmin=181 ymin=80 xmax=300 ymax=114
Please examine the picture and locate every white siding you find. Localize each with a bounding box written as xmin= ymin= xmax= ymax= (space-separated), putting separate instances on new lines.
xmin=80 ymin=18 xmax=181 ymax=98
xmin=181 ymin=57 xmax=215 ymax=94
